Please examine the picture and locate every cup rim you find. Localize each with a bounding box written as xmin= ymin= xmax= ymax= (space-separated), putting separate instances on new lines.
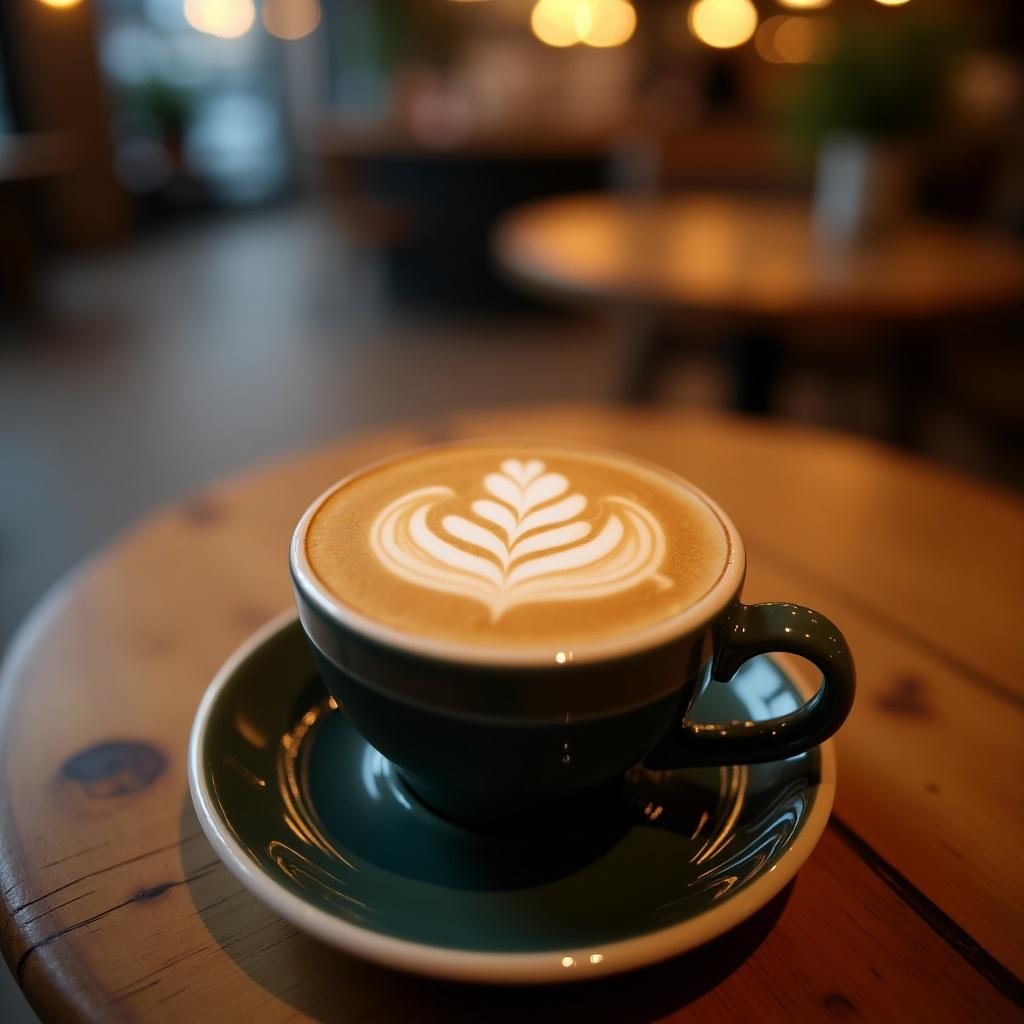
xmin=290 ymin=438 xmax=746 ymax=668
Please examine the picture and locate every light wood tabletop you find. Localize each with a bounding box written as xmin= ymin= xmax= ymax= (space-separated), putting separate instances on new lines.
xmin=494 ymin=193 xmax=1024 ymax=323
xmin=1 ymin=406 xmax=1022 ymax=1022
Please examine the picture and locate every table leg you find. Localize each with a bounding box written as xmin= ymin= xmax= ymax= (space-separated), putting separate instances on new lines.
xmin=620 ymin=316 xmax=677 ymax=404
xmin=883 ymin=330 xmax=935 ymax=450
xmin=0 ymin=191 xmax=40 ymax=315
xmin=732 ymin=328 xmax=782 ymax=415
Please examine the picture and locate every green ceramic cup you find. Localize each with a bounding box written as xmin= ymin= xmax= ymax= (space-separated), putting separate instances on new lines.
xmin=290 ymin=443 xmax=854 ymax=829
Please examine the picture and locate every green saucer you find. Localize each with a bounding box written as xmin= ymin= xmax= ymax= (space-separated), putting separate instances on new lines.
xmin=189 ymin=614 xmax=834 ymax=984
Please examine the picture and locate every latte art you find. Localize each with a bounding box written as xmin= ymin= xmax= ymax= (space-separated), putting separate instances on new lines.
xmin=300 ymin=441 xmax=732 ymax=653
xmin=371 ymin=458 xmax=671 ymax=620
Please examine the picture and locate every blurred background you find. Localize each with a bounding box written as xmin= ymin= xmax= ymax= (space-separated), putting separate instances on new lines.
xmin=0 ymin=0 xmax=1022 ymax=1017
xmin=3 ymin=0 xmax=1024 ymax=627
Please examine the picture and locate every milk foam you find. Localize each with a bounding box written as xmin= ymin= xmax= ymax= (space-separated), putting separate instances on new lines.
xmin=302 ymin=442 xmax=731 ymax=652
xmin=371 ymin=458 xmax=671 ymax=621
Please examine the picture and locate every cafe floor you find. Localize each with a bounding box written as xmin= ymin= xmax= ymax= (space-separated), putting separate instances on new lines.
xmin=0 ymin=199 xmax=1017 ymax=1022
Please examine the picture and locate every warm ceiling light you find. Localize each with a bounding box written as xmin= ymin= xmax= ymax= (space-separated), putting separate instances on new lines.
xmin=35 ymin=0 xmax=85 ymax=7
xmin=873 ymin=0 xmax=911 ymax=5
xmin=531 ymin=0 xmax=638 ymax=50
xmin=806 ymin=15 xmax=839 ymax=63
xmin=578 ymin=0 xmax=637 ymax=48
xmin=755 ymin=16 xmax=785 ymax=62
xmin=775 ymin=0 xmax=831 ymax=9
xmin=262 ymin=0 xmax=320 ymax=40
xmin=772 ymin=16 xmax=817 ymax=63
xmin=531 ymin=0 xmax=581 ymax=47
xmin=688 ymin=0 xmax=758 ymax=50
xmin=183 ymin=0 xmax=255 ymax=39
xmin=756 ymin=14 xmax=838 ymax=64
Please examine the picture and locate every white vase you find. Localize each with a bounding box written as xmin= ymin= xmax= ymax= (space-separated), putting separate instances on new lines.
xmin=813 ymin=133 xmax=912 ymax=243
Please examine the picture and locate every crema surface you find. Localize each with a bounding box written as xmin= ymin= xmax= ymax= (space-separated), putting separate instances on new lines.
xmin=303 ymin=442 xmax=731 ymax=653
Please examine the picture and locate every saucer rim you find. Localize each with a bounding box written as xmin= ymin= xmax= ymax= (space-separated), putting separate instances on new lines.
xmin=188 ymin=610 xmax=836 ymax=985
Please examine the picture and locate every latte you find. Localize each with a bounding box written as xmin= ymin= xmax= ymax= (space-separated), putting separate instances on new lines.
xmin=300 ymin=441 xmax=732 ymax=654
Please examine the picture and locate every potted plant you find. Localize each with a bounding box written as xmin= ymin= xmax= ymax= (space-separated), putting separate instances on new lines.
xmin=783 ymin=15 xmax=959 ymax=241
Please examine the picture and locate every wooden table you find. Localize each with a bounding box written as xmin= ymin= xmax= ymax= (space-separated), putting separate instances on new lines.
xmin=493 ymin=193 xmax=1024 ymax=422
xmin=1 ymin=407 xmax=1022 ymax=1022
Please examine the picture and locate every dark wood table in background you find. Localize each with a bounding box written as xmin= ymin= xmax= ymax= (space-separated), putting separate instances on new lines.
xmin=0 ymin=133 xmax=68 ymax=312
xmin=1 ymin=406 xmax=1021 ymax=1021
xmin=313 ymin=120 xmax=617 ymax=310
xmin=494 ymin=194 xmax=1024 ymax=429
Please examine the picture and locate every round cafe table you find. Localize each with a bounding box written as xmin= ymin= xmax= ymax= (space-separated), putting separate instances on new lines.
xmin=493 ymin=193 xmax=1024 ymax=427
xmin=1 ymin=407 xmax=1021 ymax=1022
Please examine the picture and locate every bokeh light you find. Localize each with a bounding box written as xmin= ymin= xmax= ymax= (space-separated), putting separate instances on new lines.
xmin=531 ymin=0 xmax=580 ymax=47
xmin=756 ymin=14 xmax=839 ymax=64
xmin=578 ymin=0 xmax=637 ymax=48
xmin=531 ymin=0 xmax=637 ymax=49
xmin=183 ymin=0 xmax=255 ymax=39
xmin=687 ymin=0 xmax=758 ymax=50
xmin=775 ymin=0 xmax=831 ymax=9
xmin=873 ymin=0 xmax=911 ymax=6
xmin=755 ymin=16 xmax=784 ymax=62
xmin=35 ymin=0 xmax=85 ymax=7
xmin=261 ymin=0 xmax=321 ymax=41
xmin=774 ymin=16 xmax=816 ymax=63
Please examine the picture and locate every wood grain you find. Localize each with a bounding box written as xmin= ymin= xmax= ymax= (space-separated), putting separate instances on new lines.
xmin=10 ymin=829 xmax=1019 ymax=1024
xmin=2 ymin=407 xmax=1022 ymax=1022
xmin=494 ymin=193 xmax=1024 ymax=323
xmin=769 ymin=596 xmax=1024 ymax=976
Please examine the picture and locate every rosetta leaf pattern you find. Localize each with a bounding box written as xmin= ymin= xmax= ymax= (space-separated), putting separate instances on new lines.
xmin=370 ymin=458 xmax=670 ymax=621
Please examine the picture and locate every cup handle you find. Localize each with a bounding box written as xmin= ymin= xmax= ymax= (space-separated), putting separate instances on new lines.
xmin=645 ymin=602 xmax=855 ymax=768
